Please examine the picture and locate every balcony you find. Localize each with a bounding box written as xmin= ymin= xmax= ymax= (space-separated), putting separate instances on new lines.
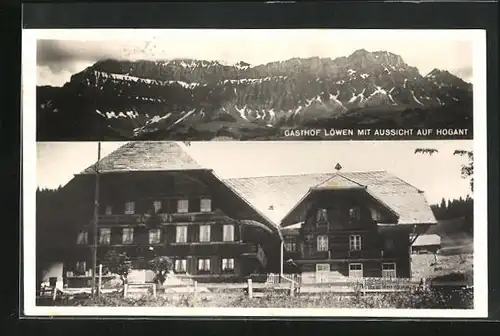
xmin=95 ymin=210 xmax=232 ymax=226
xmin=300 ymin=248 xmax=386 ymax=261
xmin=169 ymin=241 xmax=258 ymax=256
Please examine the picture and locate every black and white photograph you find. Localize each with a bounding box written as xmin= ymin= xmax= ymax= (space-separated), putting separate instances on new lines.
xmin=29 ymin=29 xmax=478 ymax=141
xmin=28 ymin=140 xmax=485 ymax=317
xmin=22 ymin=28 xmax=487 ymax=318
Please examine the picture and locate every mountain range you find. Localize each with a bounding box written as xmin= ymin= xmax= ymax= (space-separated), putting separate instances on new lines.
xmin=36 ymin=49 xmax=473 ymax=140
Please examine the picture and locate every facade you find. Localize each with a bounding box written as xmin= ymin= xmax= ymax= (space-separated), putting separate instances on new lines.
xmin=278 ymin=172 xmax=438 ymax=281
xmin=224 ymin=171 xmax=438 ymax=282
xmin=39 ymin=142 xmax=280 ymax=286
xmin=38 ymin=142 xmax=437 ymax=287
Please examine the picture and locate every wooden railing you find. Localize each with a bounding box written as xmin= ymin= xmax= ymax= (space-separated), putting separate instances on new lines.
xmin=96 ymin=211 xmax=232 ymax=226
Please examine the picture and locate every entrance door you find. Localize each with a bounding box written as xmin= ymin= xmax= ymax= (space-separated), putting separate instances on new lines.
xmin=315 ymin=263 xmax=330 ymax=283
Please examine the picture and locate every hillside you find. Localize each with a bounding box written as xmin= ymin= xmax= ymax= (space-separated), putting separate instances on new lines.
xmin=37 ymin=49 xmax=473 ymax=140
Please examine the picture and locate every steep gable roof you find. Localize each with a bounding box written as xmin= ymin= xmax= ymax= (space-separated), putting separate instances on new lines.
xmin=313 ymin=171 xmax=436 ymax=225
xmin=79 ymin=141 xmax=206 ymax=174
xmin=222 ymin=173 xmax=333 ymax=224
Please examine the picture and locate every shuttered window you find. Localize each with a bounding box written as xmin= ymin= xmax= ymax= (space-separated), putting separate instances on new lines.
xmin=125 ymin=201 xmax=135 ymax=215
xmin=198 ymin=258 xmax=211 ymax=272
xmin=200 ymin=225 xmax=211 ymax=242
xmin=122 ymin=228 xmax=134 ymax=244
xmin=223 ymin=224 xmax=234 ymax=242
xmin=200 ymin=198 xmax=212 ymax=212
xmin=77 ymin=231 xmax=88 ymax=245
xmin=153 ymin=201 xmax=162 ymax=213
xmin=177 ymin=199 xmax=189 ymax=213
xmin=174 ymin=259 xmax=187 ymax=273
xmin=222 ymin=258 xmax=234 ymax=271
xmin=99 ymin=228 xmax=111 ymax=245
xmin=149 ymin=229 xmax=161 ymax=244
xmin=176 ymin=226 xmax=187 ymax=243
xmin=317 ymin=235 xmax=329 ymax=251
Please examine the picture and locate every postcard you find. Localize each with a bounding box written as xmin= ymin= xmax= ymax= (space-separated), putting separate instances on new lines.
xmin=22 ymin=29 xmax=487 ymax=318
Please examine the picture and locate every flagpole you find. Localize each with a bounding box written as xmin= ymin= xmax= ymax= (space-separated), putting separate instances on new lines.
xmin=91 ymin=142 xmax=101 ymax=298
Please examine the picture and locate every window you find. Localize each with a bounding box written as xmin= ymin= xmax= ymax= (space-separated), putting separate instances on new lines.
xmin=122 ymin=228 xmax=134 ymax=244
xmin=315 ymin=263 xmax=330 ymax=283
xmin=370 ymin=208 xmax=382 ymax=221
xmin=222 ymin=258 xmax=235 ymax=271
xmin=316 ymin=263 xmax=330 ymax=272
xmin=176 ymin=226 xmax=187 ymax=243
xmin=317 ymin=235 xmax=329 ymax=251
xmin=99 ymin=228 xmax=111 ymax=245
xmin=349 ymin=206 xmax=361 ymax=220
xmin=198 ymin=258 xmax=211 ymax=272
xmin=349 ymin=263 xmax=363 ymax=278
xmin=125 ymin=201 xmax=135 ymax=215
xmin=153 ymin=201 xmax=162 ymax=213
xmin=76 ymin=261 xmax=86 ymax=274
xmin=200 ymin=198 xmax=212 ymax=212
xmin=105 ymin=205 xmax=113 ymax=215
xmin=177 ymin=199 xmax=189 ymax=213
xmin=223 ymin=224 xmax=234 ymax=242
xmin=284 ymin=237 xmax=297 ymax=252
xmin=316 ymin=208 xmax=328 ymax=225
xmin=382 ymin=263 xmax=397 ymax=278
xmin=174 ymin=259 xmax=187 ymax=273
xmin=199 ymin=225 xmax=211 ymax=242
xmin=149 ymin=229 xmax=161 ymax=244
xmin=77 ymin=231 xmax=88 ymax=245
xmin=349 ymin=235 xmax=362 ymax=251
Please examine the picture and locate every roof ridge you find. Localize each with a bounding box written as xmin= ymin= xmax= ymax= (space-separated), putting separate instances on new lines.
xmin=222 ymin=172 xmax=335 ymax=180
xmin=335 ymin=172 xmax=367 ymax=188
xmin=221 ymin=170 xmax=389 ymax=181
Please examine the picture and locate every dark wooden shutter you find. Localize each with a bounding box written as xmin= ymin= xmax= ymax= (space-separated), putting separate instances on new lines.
xmin=188 ymin=225 xmax=199 ymax=243
xmin=212 ymin=224 xmax=222 ymax=242
xmin=187 ymin=256 xmax=196 ymax=275
xmin=189 ymin=198 xmax=200 ymax=212
xmin=211 ymin=256 xmax=220 ymax=275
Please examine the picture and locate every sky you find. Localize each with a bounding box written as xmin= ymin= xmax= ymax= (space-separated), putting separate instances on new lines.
xmin=35 ymin=29 xmax=475 ymax=87
xmin=36 ymin=140 xmax=473 ymax=205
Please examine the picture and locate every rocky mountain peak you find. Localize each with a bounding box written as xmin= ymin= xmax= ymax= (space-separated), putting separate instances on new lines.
xmin=37 ymin=50 xmax=473 ymax=141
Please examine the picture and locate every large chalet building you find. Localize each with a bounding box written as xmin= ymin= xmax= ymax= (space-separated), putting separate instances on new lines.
xmin=38 ymin=142 xmax=437 ymax=287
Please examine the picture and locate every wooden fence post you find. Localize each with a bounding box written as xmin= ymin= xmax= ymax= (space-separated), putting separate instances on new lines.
xmin=247 ymin=279 xmax=253 ymax=299
xmin=123 ymin=284 xmax=128 ymax=298
xmin=289 ymin=281 xmax=295 ymax=297
xmin=193 ymin=281 xmax=197 ymax=302
xmin=52 ymin=287 xmax=57 ymax=301
xmin=98 ymin=264 xmax=102 ymax=298
xmin=152 ymin=283 xmax=157 ymax=298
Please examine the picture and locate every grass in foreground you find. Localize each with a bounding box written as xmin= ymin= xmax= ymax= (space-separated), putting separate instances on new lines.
xmin=47 ymin=288 xmax=473 ymax=309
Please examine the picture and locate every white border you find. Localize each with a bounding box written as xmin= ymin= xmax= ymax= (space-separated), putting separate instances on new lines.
xmin=22 ymin=29 xmax=488 ymax=318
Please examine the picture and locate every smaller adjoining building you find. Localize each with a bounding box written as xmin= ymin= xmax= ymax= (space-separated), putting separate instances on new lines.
xmin=411 ymin=234 xmax=442 ymax=254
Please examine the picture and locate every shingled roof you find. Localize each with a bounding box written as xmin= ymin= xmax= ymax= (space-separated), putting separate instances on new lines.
xmin=412 ymin=234 xmax=441 ymax=247
xmin=222 ymin=173 xmax=333 ymax=224
xmin=79 ymin=142 xmax=206 ymax=174
xmin=76 ymin=142 xmax=436 ymax=228
xmin=223 ymin=171 xmax=437 ymax=226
